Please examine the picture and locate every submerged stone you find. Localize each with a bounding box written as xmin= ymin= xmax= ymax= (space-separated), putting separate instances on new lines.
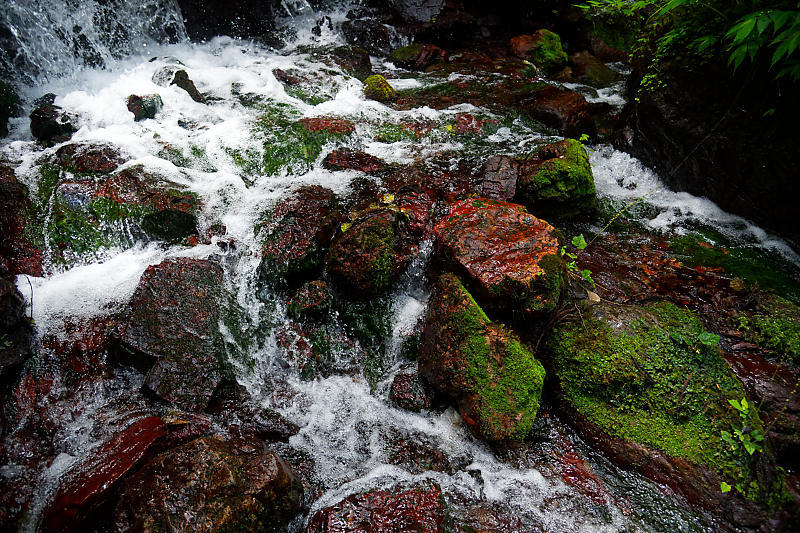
xmin=114 ymin=258 xmax=227 ymax=411
xmin=363 ymin=74 xmax=398 ymax=103
xmin=287 ymin=280 xmax=334 ymax=319
xmin=389 ymin=43 xmax=445 ymax=70
xmin=126 ymin=93 xmax=163 ymax=121
xmin=115 ymin=437 xmax=303 ymax=532
xmin=390 ymin=370 xmax=435 ymax=413
xmin=433 ymin=198 xmax=563 ymax=317
xmin=323 ymin=148 xmax=386 ymax=173
xmin=329 ymin=45 xmax=373 ymax=80
xmin=418 ymin=274 xmax=545 ymax=441
xmin=515 ymin=138 xmax=597 ymax=218
xmin=258 ymin=185 xmax=340 ymax=283
xmin=510 ymin=30 xmax=568 ymax=73
xmin=307 ymin=482 xmax=446 ymax=533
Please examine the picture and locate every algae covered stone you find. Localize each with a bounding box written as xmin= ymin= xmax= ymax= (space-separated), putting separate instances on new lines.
xmin=363 ymin=74 xmax=398 ymax=103
xmin=737 ymin=294 xmax=800 ymax=363
xmin=515 ymin=138 xmax=597 ymax=218
xmin=418 ymin=273 xmax=545 ymax=441
xmin=548 ymin=301 xmax=785 ymax=506
xmin=510 ymin=30 xmax=568 ymax=73
xmin=434 ymin=198 xmax=564 ymax=317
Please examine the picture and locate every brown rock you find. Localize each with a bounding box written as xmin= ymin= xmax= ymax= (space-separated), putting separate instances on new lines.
xmin=480 ymin=156 xmax=518 ymax=201
xmin=518 ymin=85 xmax=596 ymax=139
xmin=55 ymin=143 xmax=124 ymax=174
xmin=323 ymin=148 xmax=386 ymax=173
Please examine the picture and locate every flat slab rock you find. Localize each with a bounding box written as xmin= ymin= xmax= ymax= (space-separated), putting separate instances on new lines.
xmin=307 ymin=483 xmax=446 ymax=533
xmin=433 ymin=198 xmax=563 ymax=316
xmin=115 ymin=258 xmax=226 ymax=411
xmin=115 ymin=437 xmax=303 ymax=532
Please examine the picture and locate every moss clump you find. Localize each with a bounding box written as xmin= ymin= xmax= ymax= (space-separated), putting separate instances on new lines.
xmin=738 ymin=294 xmax=800 ymax=363
xmin=548 ymin=301 xmax=768 ymax=489
xmin=517 ymin=139 xmax=597 ymax=218
xmin=363 ymin=75 xmax=397 ymax=103
xmin=421 ymin=274 xmax=546 ymax=441
xmin=526 ymin=30 xmax=568 ymax=73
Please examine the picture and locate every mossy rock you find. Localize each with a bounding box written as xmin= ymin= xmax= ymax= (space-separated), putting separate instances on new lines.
xmin=516 ymin=138 xmax=597 ymax=219
xmin=511 ymin=30 xmax=568 ymax=74
xmin=419 ymin=273 xmax=546 ymax=441
xmin=363 ymin=75 xmax=397 ymax=103
xmin=738 ymin=294 xmax=800 ymax=363
xmin=548 ymin=301 xmax=786 ymax=506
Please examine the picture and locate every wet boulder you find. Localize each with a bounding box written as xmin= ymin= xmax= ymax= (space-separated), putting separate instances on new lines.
xmin=567 ymin=51 xmax=622 ymax=89
xmin=42 ymin=167 xmax=199 ymax=268
xmin=0 ymin=165 xmax=42 ymax=276
xmin=55 ymin=143 xmax=124 ymax=174
xmin=389 ymin=43 xmax=445 ymax=70
xmin=171 ymin=69 xmax=204 ymax=102
xmin=510 ymin=30 xmax=568 ymax=73
xmin=328 ymin=45 xmax=373 ymax=80
xmin=323 ymin=148 xmax=386 ymax=173
xmin=547 ymin=301 xmax=789 ymax=521
xmin=43 ymin=416 xmax=166 ymax=532
xmin=326 ymin=208 xmax=417 ymax=296
xmin=514 ymin=138 xmax=597 ymax=219
xmin=29 ymin=94 xmax=78 ymax=146
xmin=390 ymin=370 xmax=435 ymax=412
xmin=126 ymin=93 xmax=163 ymax=121
xmin=287 ymin=280 xmax=333 ymax=319
xmin=258 ymin=185 xmax=340 ymax=283
xmin=480 ymin=155 xmax=518 ymax=201
xmin=114 ymin=258 xmax=227 ymax=411
xmin=115 ymin=437 xmax=304 ymax=532
xmin=433 ymin=198 xmax=563 ymax=317
xmin=0 ymin=271 xmax=33 ymax=378
xmin=418 ymin=274 xmax=546 ymax=441
xmin=341 ymin=18 xmax=397 ymax=56
xmin=363 ymin=74 xmax=398 ymax=103
xmin=307 ymin=482 xmax=446 ymax=533
xmin=517 ymin=84 xmax=596 ymax=139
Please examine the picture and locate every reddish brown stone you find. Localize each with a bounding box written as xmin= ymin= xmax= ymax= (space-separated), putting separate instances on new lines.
xmin=519 ymin=85 xmax=596 ymax=139
xmin=389 ymin=371 xmax=434 ymax=412
xmin=433 ymin=198 xmax=563 ymax=316
xmin=115 ymin=437 xmax=303 ymax=532
xmin=323 ymin=148 xmax=386 ymax=173
xmin=299 ymin=117 xmax=355 ymax=134
xmin=114 ymin=258 xmax=226 ymax=411
xmin=288 ymin=280 xmax=333 ymax=319
xmin=0 ymin=165 xmax=43 ymax=276
xmin=55 ymin=143 xmax=124 ymax=174
xmin=307 ymin=483 xmax=445 ymax=533
xmin=259 ymin=185 xmax=340 ymax=282
xmin=273 ymin=68 xmax=304 ymax=85
xmin=480 ymin=156 xmax=518 ymax=201
xmin=43 ymin=416 xmax=165 ymax=532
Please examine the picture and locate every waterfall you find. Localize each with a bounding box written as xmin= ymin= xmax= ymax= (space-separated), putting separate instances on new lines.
xmin=0 ymin=0 xmax=187 ymax=85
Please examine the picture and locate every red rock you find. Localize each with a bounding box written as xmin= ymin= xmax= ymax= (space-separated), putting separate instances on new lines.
xmin=55 ymin=143 xmax=124 ymax=174
xmin=287 ymin=280 xmax=333 ymax=319
xmin=273 ymin=68 xmax=304 ymax=85
xmin=114 ymin=258 xmax=226 ymax=411
xmin=454 ymin=113 xmax=495 ymax=136
xmin=389 ymin=371 xmax=434 ymax=412
xmin=394 ymin=188 xmax=434 ymax=238
xmin=307 ymin=483 xmax=445 ymax=533
xmin=115 ymin=437 xmax=304 ymax=532
xmin=0 ymin=165 xmax=43 ymax=276
xmin=299 ymin=117 xmax=355 ymax=134
xmin=433 ymin=198 xmax=563 ymax=316
xmin=323 ymin=148 xmax=386 ymax=173
xmin=519 ymin=85 xmax=596 ymax=139
xmin=259 ymin=185 xmax=340 ymax=282
xmin=43 ymin=416 xmax=165 ymax=532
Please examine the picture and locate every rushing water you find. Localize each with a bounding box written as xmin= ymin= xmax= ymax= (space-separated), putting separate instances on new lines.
xmin=2 ymin=1 xmax=797 ymax=531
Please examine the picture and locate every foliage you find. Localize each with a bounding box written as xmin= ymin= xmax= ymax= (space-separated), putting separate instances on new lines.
xmin=561 ymin=233 xmax=596 ymax=287
xmin=577 ymin=0 xmax=800 ymax=82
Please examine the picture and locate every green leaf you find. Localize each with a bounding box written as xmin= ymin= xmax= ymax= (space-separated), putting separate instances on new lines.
xmin=572 ymin=234 xmax=588 ymax=250
xmin=728 ymin=398 xmax=743 ymax=411
xmin=741 ymin=397 xmax=748 ymax=411
xmin=581 ymin=270 xmax=596 ymax=287
xmin=721 ymin=482 xmax=732 ymax=493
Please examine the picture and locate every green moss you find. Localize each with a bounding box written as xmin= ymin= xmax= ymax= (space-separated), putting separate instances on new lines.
xmin=738 ymin=295 xmax=800 ymax=363
xmin=390 ymin=44 xmax=423 ymax=64
xmin=526 ymin=29 xmax=568 ymax=73
xmin=374 ymin=123 xmax=419 ymax=143
xmin=363 ymin=75 xmax=397 ymax=103
xmin=669 ymin=232 xmax=800 ymax=304
xmin=519 ymin=139 xmax=597 ymax=218
xmin=549 ymin=301 xmax=770 ymax=491
xmin=285 ymin=85 xmax=331 ymax=105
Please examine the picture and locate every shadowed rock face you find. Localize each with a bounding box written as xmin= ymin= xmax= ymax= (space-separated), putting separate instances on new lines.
xmin=115 ymin=437 xmax=304 ymax=533
xmin=114 ymin=258 xmax=226 ymax=411
xmin=434 ymin=198 xmax=564 ymax=317
xmin=175 ymin=0 xmax=279 ymax=41
xmin=307 ymin=482 xmax=446 ymax=533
